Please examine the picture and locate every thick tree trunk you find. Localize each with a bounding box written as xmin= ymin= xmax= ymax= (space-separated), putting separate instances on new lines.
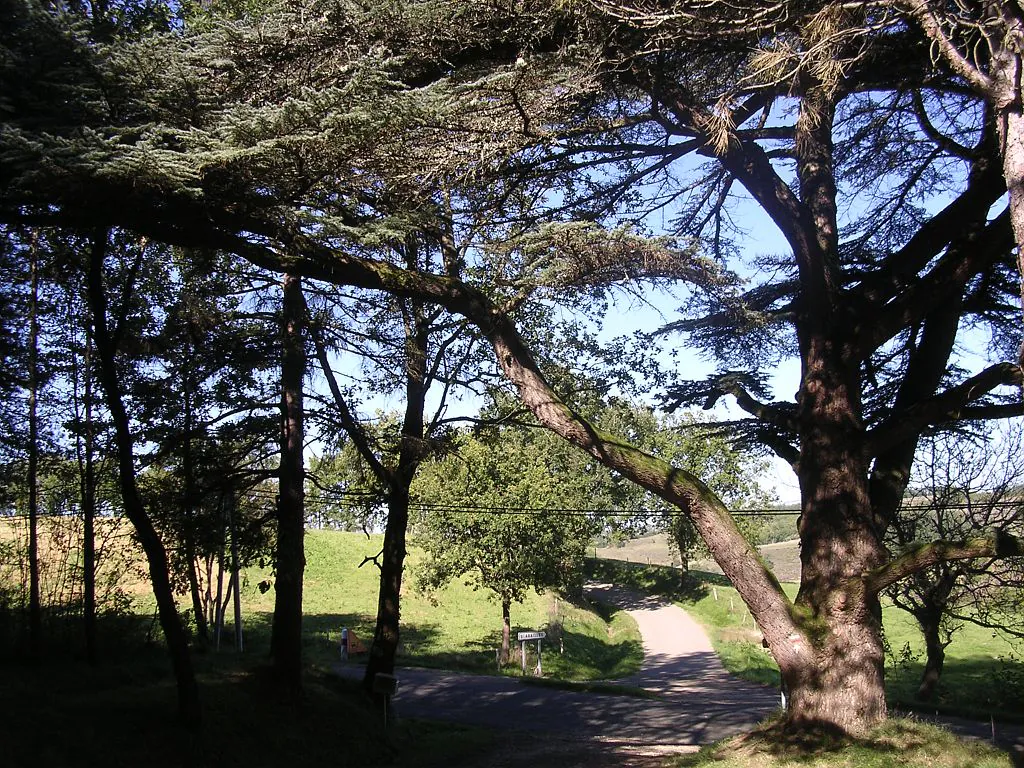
xmin=787 ymin=320 xmax=888 ymax=732
xmin=270 ymin=272 xmax=306 ymax=695
xmin=87 ymin=231 xmax=200 ymax=727
xmin=998 ymin=105 xmax=1024 ymax=369
xmin=784 ymin=584 xmax=886 ymax=732
xmin=916 ymin=613 xmax=946 ymax=701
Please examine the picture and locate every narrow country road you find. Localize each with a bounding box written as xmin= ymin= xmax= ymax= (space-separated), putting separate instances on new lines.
xmin=336 ymin=582 xmax=780 ymax=750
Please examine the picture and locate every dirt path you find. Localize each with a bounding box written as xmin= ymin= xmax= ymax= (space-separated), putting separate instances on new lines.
xmin=587 ymin=582 xmax=781 ymax=704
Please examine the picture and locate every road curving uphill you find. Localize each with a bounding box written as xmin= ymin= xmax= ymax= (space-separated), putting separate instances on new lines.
xmin=337 ymin=582 xmax=780 ymax=754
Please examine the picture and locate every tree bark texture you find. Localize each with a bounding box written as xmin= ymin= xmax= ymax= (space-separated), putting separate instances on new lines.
xmin=271 ymin=272 xmax=306 ymax=695
xmin=86 ymin=231 xmax=201 ymax=727
xmin=788 ymin=324 xmax=888 ymax=729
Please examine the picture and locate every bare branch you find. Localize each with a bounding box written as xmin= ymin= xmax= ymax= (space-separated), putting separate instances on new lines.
xmin=868 ymin=363 xmax=1024 ymax=453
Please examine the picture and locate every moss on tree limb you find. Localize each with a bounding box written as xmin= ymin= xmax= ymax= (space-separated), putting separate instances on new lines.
xmin=866 ymin=530 xmax=1024 ymax=595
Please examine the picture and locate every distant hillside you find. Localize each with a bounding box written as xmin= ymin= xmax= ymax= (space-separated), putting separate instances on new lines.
xmin=595 ymin=534 xmax=801 ymax=583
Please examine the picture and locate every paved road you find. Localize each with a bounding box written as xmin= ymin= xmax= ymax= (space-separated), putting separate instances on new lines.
xmin=337 ymin=583 xmax=1024 ymax=762
xmin=337 ymin=582 xmax=780 ymax=747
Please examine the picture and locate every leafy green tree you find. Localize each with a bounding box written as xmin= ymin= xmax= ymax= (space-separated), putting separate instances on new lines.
xmin=138 ymin=248 xmax=278 ymax=645
xmin=305 ymin=450 xmax=377 ymax=531
xmin=413 ymin=426 xmax=599 ymax=663
xmin=302 ymin=230 xmax=488 ymax=693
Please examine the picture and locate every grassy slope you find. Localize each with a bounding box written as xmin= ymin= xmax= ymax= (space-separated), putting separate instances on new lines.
xmin=235 ymin=529 xmax=643 ymax=680
xmin=596 ymin=533 xmax=802 ymax=582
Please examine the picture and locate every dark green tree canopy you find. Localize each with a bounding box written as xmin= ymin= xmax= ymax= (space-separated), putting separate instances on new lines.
xmin=5 ymin=0 xmax=1024 ymax=736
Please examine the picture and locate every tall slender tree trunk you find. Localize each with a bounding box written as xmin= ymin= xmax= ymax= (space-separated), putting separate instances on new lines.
xmin=500 ymin=599 xmax=512 ymax=666
xmin=363 ymin=293 xmax=429 ymax=692
xmin=86 ymin=230 xmax=201 ymax=727
xmin=271 ymin=272 xmax=306 ymax=694
xmin=229 ymin=494 xmax=243 ymax=652
xmin=27 ymin=233 xmax=41 ymax=660
xmin=363 ymin=488 xmax=410 ymax=690
xmin=181 ymin=369 xmax=208 ymax=645
xmin=81 ymin=323 xmax=97 ymax=663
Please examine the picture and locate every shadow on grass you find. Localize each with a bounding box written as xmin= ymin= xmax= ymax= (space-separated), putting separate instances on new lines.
xmin=236 ymin=611 xmax=461 ymax=674
xmin=0 ymin=613 xmax=495 ymax=768
xmin=886 ymin=655 xmax=1024 ymax=723
xmin=541 ymin=624 xmax=644 ymax=679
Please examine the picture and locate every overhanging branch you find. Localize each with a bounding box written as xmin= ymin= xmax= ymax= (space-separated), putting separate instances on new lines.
xmin=867 ymin=530 xmax=1024 ymax=595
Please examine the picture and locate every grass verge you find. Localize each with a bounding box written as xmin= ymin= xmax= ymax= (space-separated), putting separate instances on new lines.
xmin=674 ymin=718 xmax=1012 ymax=767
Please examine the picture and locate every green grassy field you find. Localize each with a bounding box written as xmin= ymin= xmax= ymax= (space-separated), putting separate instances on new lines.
xmin=233 ymin=530 xmax=643 ymax=680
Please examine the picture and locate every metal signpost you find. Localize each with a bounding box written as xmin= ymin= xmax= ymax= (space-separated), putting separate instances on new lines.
xmin=517 ymin=630 xmax=546 ymax=676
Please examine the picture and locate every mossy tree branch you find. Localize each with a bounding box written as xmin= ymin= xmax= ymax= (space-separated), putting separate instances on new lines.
xmin=867 ymin=531 xmax=1024 ymax=595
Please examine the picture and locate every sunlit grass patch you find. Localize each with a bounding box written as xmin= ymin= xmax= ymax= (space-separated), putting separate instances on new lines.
xmin=674 ymin=718 xmax=1011 ymax=767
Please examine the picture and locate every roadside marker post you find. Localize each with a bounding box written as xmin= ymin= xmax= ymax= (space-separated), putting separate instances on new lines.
xmin=517 ymin=630 xmax=546 ymax=676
